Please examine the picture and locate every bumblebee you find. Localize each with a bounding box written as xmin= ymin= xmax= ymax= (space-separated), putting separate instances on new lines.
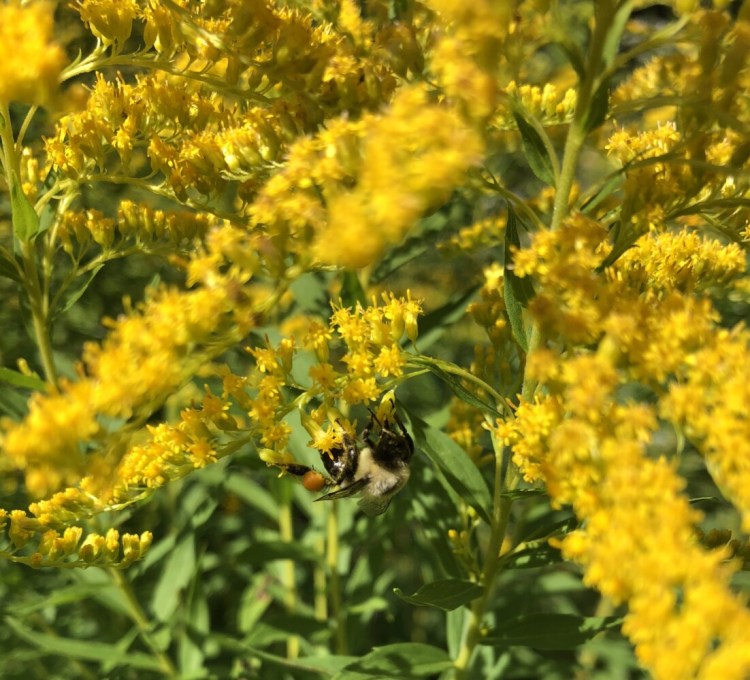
xmin=282 ymin=405 xmax=414 ymax=516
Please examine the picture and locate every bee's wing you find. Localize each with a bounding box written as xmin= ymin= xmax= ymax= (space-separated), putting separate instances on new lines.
xmin=315 ymin=477 xmax=368 ymax=502
xmin=357 ymin=494 xmax=392 ymax=516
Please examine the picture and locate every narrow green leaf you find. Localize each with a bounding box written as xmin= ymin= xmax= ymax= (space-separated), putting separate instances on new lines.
xmin=601 ymin=1 xmax=634 ymax=69
xmin=409 ymin=414 xmax=492 ymax=524
xmin=554 ymin=40 xmax=585 ymax=79
xmin=503 ymin=208 xmax=534 ymax=352
xmin=502 ymin=545 xmax=562 ymax=570
xmin=513 ymin=112 xmax=556 ymax=186
xmin=0 ymin=248 xmax=22 ymax=282
xmin=585 ymin=78 xmax=611 ymax=133
xmin=482 ymin=614 xmax=623 ymax=650
xmin=670 ymin=197 xmax=750 ymax=217
xmin=410 ymin=356 xmax=500 ymax=418
xmin=689 ymin=496 xmax=721 ymax=505
xmin=446 ymin=607 xmax=466 ymax=658
xmin=516 ymin=514 xmax=577 ymax=545
xmin=245 ymin=614 xmax=328 ymax=647
xmin=224 ymin=475 xmax=278 ymax=521
xmin=212 ymin=633 xmax=350 ymax=675
xmin=9 ymin=581 xmax=123 ymax=617
xmin=499 ymin=487 xmax=545 ymax=501
xmin=10 ymin=171 xmax=40 ymax=242
xmin=5 ymin=616 xmax=162 ymax=671
xmin=415 ymin=285 xmax=479 ymax=352
xmin=60 ymin=265 xmax=103 ymax=314
xmin=370 ymin=211 xmax=450 ymax=284
xmin=151 ymin=534 xmax=196 ymax=621
xmin=597 ymin=220 xmax=638 ymax=270
xmin=0 ymin=388 xmax=27 ymax=418
xmin=0 ymin=367 xmax=45 ymax=391
xmin=394 ymin=579 xmax=483 ymax=611
xmin=335 ymin=643 xmax=453 ymax=679
xmin=340 ymin=270 xmax=367 ymax=309
xmin=238 ymin=576 xmax=273 ymax=634
xmin=238 ymin=540 xmax=319 ymax=565
xmin=580 ymin=172 xmax=622 ymax=215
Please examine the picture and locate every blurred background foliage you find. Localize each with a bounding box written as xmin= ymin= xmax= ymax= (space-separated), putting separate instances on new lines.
xmin=1 ymin=0 xmax=749 ymax=678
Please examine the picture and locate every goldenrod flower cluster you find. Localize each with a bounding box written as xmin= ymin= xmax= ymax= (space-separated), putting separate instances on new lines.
xmin=498 ymin=361 xmax=750 ymax=679
xmin=2 ymin=282 xmax=254 ymax=499
xmin=2 ymin=506 xmax=152 ymax=569
xmin=253 ymin=85 xmax=483 ymax=269
xmin=495 ymin=195 xmax=750 ymax=676
xmin=0 ymin=3 xmax=66 ymax=106
xmin=58 ymin=202 xmax=215 ymax=256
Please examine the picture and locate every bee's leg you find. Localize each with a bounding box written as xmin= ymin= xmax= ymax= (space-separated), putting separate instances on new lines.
xmin=392 ymin=411 xmax=410 ymax=438
xmin=382 ymin=410 xmax=414 ymax=457
xmin=276 ymin=462 xmax=331 ymax=492
xmin=278 ymin=463 xmax=314 ymax=477
xmin=362 ymin=409 xmax=381 ymax=447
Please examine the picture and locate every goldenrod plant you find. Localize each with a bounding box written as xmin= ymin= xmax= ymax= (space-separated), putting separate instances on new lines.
xmin=0 ymin=0 xmax=749 ymax=677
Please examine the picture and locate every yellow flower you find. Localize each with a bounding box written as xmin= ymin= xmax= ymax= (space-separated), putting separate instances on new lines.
xmin=315 ymin=85 xmax=483 ymax=267
xmin=0 ymin=3 xmax=66 ymax=106
xmin=76 ymin=0 xmax=139 ymax=46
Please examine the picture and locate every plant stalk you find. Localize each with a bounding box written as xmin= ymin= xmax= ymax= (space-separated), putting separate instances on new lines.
xmin=109 ymin=567 xmax=178 ymax=678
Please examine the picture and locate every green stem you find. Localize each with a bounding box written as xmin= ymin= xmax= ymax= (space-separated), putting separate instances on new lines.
xmin=0 ymin=104 xmax=58 ymax=387
xmin=521 ymin=1 xmax=618 ymax=402
xmin=313 ymin=536 xmax=328 ymax=622
xmin=278 ymin=485 xmax=300 ymax=659
xmin=326 ymin=504 xmax=347 ymax=655
xmin=109 ymin=568 xmax=178 ymax=678
xmin=453 ymin=438 xmax=518 ymax=677
xmin=409 ymin=356 xmax=514 ymax=416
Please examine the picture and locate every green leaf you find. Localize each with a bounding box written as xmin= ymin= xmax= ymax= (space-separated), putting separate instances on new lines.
xmin=151 ymin=534 xmax=196 ymax=621
xmin=340 ymin=270 xmax=367 ymax=309
xmin=554 ymin=39 xmax=585 ymax=79
xmin=59 ymin=265 xmax=103 ymax=314
xmin=580 ymin=171 xmax=622 ymax=215
xmin=245 ymin=614 xmax=328 ymax=647
xmin=446 ymin=607 xmax=466 ymax=658
xmin=482 ymin=613 xmax=623 ymax=651
xmin=10 ymin=171 xmax=40 ymax=242
xmin=5 ymin=616 xmax=162 ymax=671
xmin=370 ymin=211 xmax=448 ymax=284
xmin=503 ymin=208 xmax=534 ymax=352
xmin=409 ymin=356 xmax=501 ymax=418
xmin=224 ymin=475 xmax=278 ymax=521
xmin=0 ymin=367 xmax=45 ymax=391
xmin=212 ymin=633 xmax=351 ymax=675
xmin=601 ymin=1 xmax=634 ymax=69
xmin=409 ymin=414 xmax=492 ymax=524
xmin=8 ymin=580 xmax=124 ymax=617
xmin=415 ymin=285 xmax=479 ymax=352
xmin=499 ymin=487 xmax=545 ymax=501
xmin=394 ymin=579 xmax=483 ymax=611
xmin=238 ymin=576 xmax=273 ymax=634
xmin=689 ymin=496 xmax=721 ymax=505
xmin=516 ymin=514 xmax=577 ymax=545
xmin=597 ymin=220 xmax=638 ymax=270
xmin=502 ymin=544 xmax=562 ymax=570
xmin=238 ymin=540 xmax=319 ymax=565
xmin=585 ymin=77 xmax=611 ymax=133
xmin=0 ymin=247 xmax=21 ymax=282
xmin=513 ymin=112 xmax=556 ymax=186
xmin=334 ymin=643 xmax=453 ymax=679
